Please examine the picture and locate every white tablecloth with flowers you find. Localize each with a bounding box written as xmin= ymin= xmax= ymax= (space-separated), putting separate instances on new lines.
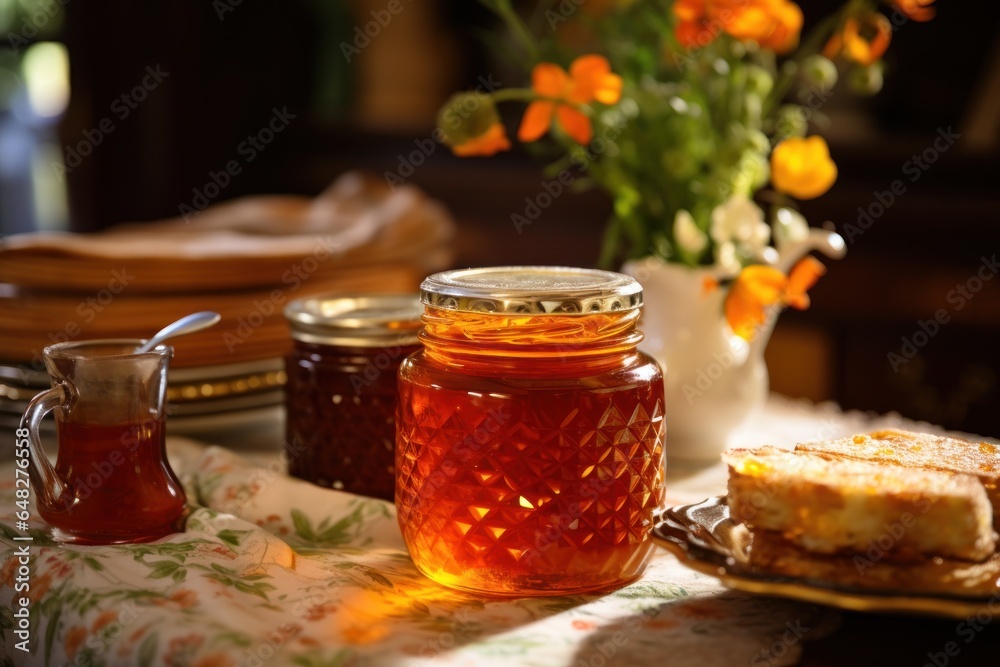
xmin=0 ymin=396 xmax=977 ymax=667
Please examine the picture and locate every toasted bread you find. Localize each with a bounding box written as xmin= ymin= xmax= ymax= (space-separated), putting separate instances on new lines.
xmin=724 ymin=446 xmax=996 ymax=562
xmin=746 ymin=528 xmax=1000 ymax=597
xmin=795 ymin=429 xmax=1000 ymax=528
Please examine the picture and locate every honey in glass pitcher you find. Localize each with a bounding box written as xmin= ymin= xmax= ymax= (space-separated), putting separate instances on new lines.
xmin=396 ymin=267 xmax=665 ymax=596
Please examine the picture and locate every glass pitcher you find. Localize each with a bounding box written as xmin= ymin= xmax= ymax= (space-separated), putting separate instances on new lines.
xmin=20 ymin=339 xmax=187 ymax=544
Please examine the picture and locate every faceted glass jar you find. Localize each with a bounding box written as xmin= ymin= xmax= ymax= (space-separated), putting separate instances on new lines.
xmin=396 ymin=267 xmax=666 ymax=596
xmin=284 ymin=294 xmax=422 ymax=501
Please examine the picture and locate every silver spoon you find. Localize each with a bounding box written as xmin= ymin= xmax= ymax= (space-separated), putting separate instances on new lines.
xmin=136 ymin=311 xmax=222 ymax=353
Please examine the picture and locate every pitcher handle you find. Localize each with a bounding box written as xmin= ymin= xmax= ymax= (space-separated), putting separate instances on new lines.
xmin=20 ymin=386 xmax=69 ymax=511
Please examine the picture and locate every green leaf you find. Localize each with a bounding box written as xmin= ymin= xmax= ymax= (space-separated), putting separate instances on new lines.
xmin=290 ymin=510 xmax=315 ymax=541
xmin=44 ymin=607 xmax=61 ymax=667
xmin=359 ymin=568 xmax=393 ymax=588
xmin=137 ymin=633 xmax=157 ymax=667
xmin=147 ymin=561 xmax=180 ymax=579
xmin=82 ymin=556 xmax=104 ymax=571
xmin=215 ymin=631 xmax=253 ymax=647
xmin=171 ymin=569 xmax=187 ymax=583
xmin=216 ymin=529 xmax=249 ymax=547
xmin=210 ymin=563 xmax=236 ymax=575
xmin=234 ymin=582 xmax=269 ymax=600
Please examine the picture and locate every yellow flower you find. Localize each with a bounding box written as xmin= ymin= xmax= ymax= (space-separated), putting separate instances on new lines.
xmin=770 ymin=136 xmax=837 ymax=199
xmin=823 ymin=13 xmax=893 ymax=67
xmin=437 ymin=93 xmax=511 ymax=157
xmin=724 ymin=257 xmax=826 ymax=339
xmin=518 ymin=54 xmax=622 ymax=145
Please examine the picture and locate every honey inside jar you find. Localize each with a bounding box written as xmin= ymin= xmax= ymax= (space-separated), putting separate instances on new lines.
xmin=396 ymin=267 xmax=665 ymax=596
xmin=284 ymin=294 xmax=422 ymax=501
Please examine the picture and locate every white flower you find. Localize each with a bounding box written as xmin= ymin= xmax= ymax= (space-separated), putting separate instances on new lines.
xmin=710 ymin=194 xmax=770 ymax=254
xmin=673 ymin=209 xmax=707 ymax=255
xmin=714 ymin=241 xmax=742 ymax=278
xmin=773 ymin=207 xmax=810 ymax=250
xmin=712 ymin=195 xmax=769 ymax=245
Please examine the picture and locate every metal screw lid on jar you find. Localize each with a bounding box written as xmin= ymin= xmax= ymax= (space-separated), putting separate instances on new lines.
xmin=284 ymin=294 xmax=423 ymax=347
xmin=420 ymin=266 xmax=643 ymax=314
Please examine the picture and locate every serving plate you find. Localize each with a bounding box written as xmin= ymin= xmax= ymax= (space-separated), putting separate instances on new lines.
xmin=653 ymin=496 xmax=1000 ymax=620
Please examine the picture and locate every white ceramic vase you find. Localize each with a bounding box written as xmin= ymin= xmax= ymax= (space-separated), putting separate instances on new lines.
xmin=622 ymin=229 xmax=846 ymax=462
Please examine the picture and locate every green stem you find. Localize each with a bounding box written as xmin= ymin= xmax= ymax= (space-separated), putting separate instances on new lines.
xmin=597 ymin=215 xmax=623 ymax=268
xmin=490 ymin=88 xmax=539 ymax=103
xmin=480 ymin=0 xmax=541 ymax=62
xmin=763 ymin=12 xmax=842 ymax=117
xmin=491 ymin=89 xmax=593 ymax=115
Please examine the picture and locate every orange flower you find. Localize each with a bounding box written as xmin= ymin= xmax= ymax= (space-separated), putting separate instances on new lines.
xmin=726 ymin=0 xmax=804 ymax=53
xmin=64 ymin=626 xmax=88 ymax=660
xmin=724 ymin=258 xmax=826 ymax=339
xmin=92 ymin=610 xmax=120 ymax=633
xmin=770 ymin=136 xmax=837 ymax=200
xmin=193 ymin=652 xmax=236 ymax=667
xmin=823 ymin=13 xmax=892 ymax=66
xmin=785 ymin=256 xmax=827 ymax=309
xmin=674 ymin=0 xmax=803 ymax=54
xmin=452 ymin=123 xmax=511 ymax=157
xmin=519 ymin=55 xmax=622 ymax=145
xmin=725 ymin=265 xmax=787 ymax=339
xmin=673 ymin=0 xmax=720 ymax=49
xmin=438 ymin=93 xmax=511 ymax=157
xmin=892 ymin=0 xmax=936 ymax=22
xmin=1 ymin=557 xmax=17 ymax=587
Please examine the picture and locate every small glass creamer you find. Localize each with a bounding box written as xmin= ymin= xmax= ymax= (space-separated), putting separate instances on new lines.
xmin=284 ymin=294 xmax=422 ymax=501
xmin=396 ymin=266 xmax=666 ymax=596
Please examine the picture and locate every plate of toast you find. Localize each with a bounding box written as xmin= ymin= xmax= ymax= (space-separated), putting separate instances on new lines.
xmin=653 ymin=429 xmax=1000 ymax=619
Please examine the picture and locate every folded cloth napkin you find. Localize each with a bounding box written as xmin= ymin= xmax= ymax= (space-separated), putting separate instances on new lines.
xmin=0 ymin=172 xmax=453 ymax=367
xmin=0 ymin=172 xmax=454 ymax=291
xmin=0 ymin=439 xmax=838 ymax=667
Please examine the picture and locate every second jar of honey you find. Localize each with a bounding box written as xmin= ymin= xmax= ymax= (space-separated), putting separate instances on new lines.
xmin=396 ymin=266 xmax=665 ymax=596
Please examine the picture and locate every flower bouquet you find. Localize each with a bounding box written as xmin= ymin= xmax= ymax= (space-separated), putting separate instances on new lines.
xmin=436 ymin=0 xmax=934 ymax=337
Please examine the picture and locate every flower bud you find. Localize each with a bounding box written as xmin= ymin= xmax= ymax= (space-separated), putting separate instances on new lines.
xmin=801 ymin=55 xmax=838 ymax=92
xmin=437 ymin=93 xmax=502 ymax=148
xmin=774 ymin=105 xmax=808 ymax=140
xmin=849 ymin=62 xmax=884 ymax=95
xmin=746 ymin=65 xmax=774 ymax=98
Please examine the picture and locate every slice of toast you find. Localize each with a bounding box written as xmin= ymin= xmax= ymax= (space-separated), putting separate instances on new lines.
xmin=795 ymin=429 xmax=1000 ymax=529
xmin=724 ymin=446 xmax=996 ymax=562
xmin=746 ymin=528 xmax=1000 ymax=597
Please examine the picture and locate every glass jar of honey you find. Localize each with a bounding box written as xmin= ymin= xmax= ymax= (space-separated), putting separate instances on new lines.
xmin=396 ymin=267 xmax=665 ymax=596
xmin=285 ymin=294 xmax=422 ymax=501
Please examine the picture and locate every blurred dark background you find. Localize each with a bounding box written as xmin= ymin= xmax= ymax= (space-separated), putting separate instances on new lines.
xmin=1 ymin=0 xmax=999 ymax=435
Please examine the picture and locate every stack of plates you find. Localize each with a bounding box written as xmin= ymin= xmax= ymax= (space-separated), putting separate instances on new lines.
xmin=0 ymin=173 xmax=453 ymax=440
xmin=0 ymin=358 xmax=286 ymax=438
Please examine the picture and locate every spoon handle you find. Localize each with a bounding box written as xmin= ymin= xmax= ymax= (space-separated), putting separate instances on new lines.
xmin=136 ymin=311 xmax=222 ymax=353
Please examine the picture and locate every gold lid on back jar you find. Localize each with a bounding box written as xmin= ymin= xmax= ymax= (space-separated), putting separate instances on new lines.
xmin=284 ymin=293 xmax=423 ymax=347
xmin=419 ymin=266 xmax=643 ymax=314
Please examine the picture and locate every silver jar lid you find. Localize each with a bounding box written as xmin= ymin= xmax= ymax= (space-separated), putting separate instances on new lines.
xmin=420 ymin=266 xmax=643 ymax=314
xmin=285 ymin=293 xmax=423 ymax=347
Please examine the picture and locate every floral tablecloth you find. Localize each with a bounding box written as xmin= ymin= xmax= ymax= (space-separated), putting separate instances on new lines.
xmin=0 ymin=396 xmax=972 ymax=667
